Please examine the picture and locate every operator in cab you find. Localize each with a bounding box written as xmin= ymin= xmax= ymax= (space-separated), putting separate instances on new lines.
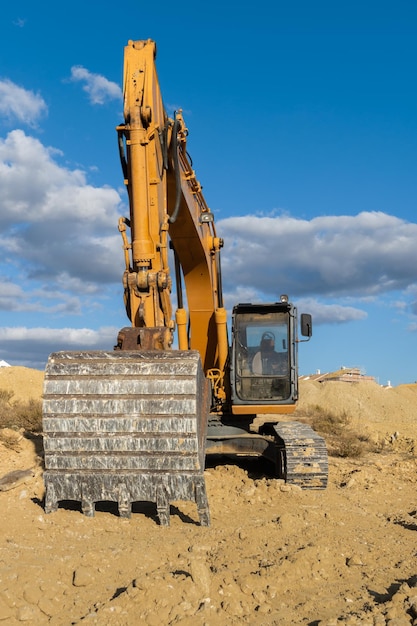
xmin=252 ymin=331 xmax=287 ymax=375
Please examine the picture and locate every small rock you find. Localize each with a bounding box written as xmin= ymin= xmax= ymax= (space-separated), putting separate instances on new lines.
xmin=221 ymin=598 xmax=244 ymax=616
xmin=385 ymin=606 xmax=399 ymax=620
xmin=73 ymin=566 xmax=96 ymax=587
xmin=23 ymin=585 xmax=42 ymax=605
xmin=0 ymin=428 xmax=23 ymax=446
xmin=239 ymin=579 xmax=253 ymax=596
xmin=16 ymin=605 xmax=39 ymax=622
xmin=386 ymin=618 xmax=412 ymax=626
xmin=266 ymin=584 xmax=278 ymax=600
xmin=38 ymin=596 xmax=62 ymax=618
xmin=253 ymin=590 xmax=267 ymax=604
xmin=0 ymin=599 xmax=12 ymax=622
xmin=409 ymin=600 xmax=417 ymax=617
xmin=0 ymin=469 xmax=34 ymax=492
xmin=256 ymin=601 xmax=272 ymax=614
xmin=0 ymin=588 xmax=18 ymax=609
xmin=391 ymin=591 xmax=408 ymax=605
xmin=276 ymin=512 xmax=294 ymax=532
xmin=190 ymin=558 xmax=211 ymax=595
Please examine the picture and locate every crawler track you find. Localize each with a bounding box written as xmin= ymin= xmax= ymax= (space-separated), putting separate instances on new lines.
xmin=273 ymin=421 xmax=328 ymax=489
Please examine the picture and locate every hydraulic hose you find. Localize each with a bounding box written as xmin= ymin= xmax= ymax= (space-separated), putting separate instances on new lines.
xmin=216 ymin=250 xmax=224 ymax=309
xmin=168 ymin=114 xmax=182 ymax=224
xmin=160 ymin=122 xmax=170 ymax=171
xmin=173 ymin=247 xmax=184 ymax=309
xmin=117 ymin=129 xmax=128 ymax=181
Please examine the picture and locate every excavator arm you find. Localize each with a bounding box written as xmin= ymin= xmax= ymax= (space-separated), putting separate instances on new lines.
xmin=115 ymin=39 xmax=228 ymax=404
xmin=116 ymin=39 xmax=173 ymax=338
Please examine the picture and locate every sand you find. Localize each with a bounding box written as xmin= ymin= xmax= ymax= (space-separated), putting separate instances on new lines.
xmin=0 ymin=368 xmax=416 ymax=625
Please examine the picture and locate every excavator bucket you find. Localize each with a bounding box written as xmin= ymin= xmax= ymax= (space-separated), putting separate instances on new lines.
xmin=42 ymin=350 xmax=211 ymax=526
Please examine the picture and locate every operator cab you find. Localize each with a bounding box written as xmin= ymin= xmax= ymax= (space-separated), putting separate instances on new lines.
xmin=230 ymin=300 xmax=311 ymax=409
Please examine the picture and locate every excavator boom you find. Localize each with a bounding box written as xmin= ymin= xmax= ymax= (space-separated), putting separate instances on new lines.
xmin=116 ymin=41 xmax=228 ymax=379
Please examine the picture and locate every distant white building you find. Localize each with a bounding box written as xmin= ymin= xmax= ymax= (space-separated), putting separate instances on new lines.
xmin=0 ymin=360 xmax=11 ymax=367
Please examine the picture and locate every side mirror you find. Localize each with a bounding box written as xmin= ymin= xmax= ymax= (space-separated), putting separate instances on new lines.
xmin=300 ymin=313 xmax=312 ymax=338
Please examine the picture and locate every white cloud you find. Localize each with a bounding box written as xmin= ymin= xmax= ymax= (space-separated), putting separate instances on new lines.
xmin=0 ymin=79 xmax=47 ymax=126
xmin=219 ymin=211 xmax=417 ymax=299
xmin=13 ymin=18 xmax=26 ymax=28
xmin=0 ymin=129 xmax=124 ymax=288
xmin=0 ymin=326 xmax=116 ymax=345
xmin=54 ymin=273 xmax=102 ymax=295
xmin=1 ymin=117 xmax=416 ymax=337
xmin=0 ymin=130 xmax=119 ymax=225
xmin=0 ymin=278 xmax=83 ymax=314
xmin=222 ymin=285 xmax=261 ymax=311
xmin=69 ymin=66 xmax=122 ymax=105
xmin=293 ymin=298 xmax=367 ymax=324
xmin=0 ymin=326 xmax=118 ymax=369
xmin=221 ymin=285 xmax=367 ymax=325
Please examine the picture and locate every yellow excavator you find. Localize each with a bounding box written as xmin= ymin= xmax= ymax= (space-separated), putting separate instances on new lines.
xmin=42 ymin=40 xmax=328 ymax=526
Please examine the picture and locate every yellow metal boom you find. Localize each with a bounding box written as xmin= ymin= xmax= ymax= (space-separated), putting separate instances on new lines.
xmin=116 ymin=39 xmax=228 ymax=405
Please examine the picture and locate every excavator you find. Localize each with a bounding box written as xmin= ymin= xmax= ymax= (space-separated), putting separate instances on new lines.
xmin=42 ymin=39 xmax=328 ymax=526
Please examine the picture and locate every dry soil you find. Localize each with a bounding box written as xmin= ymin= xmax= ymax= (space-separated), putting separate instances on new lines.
xmin=0 ymin=367 xmax=416 ymax=625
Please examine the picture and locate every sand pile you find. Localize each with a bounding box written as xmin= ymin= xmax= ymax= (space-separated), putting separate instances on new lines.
xmin=298 ymin=378 xmax=417 ymax=445
xmin=0 ymin=366 xmax=44 ymax=402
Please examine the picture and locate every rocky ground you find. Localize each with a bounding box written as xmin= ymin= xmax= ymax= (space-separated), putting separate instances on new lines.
xmin=0 ymin=367 xmax=416 ymax=625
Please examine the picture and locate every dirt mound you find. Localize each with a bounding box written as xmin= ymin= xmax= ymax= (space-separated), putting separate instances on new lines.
xmin=298 ymin=378 xmax=417 ymax=447
xmin=0 ymin=368 xmax=416 ymax=625
xmin=0 ymin=366 xmax=43 ymax=402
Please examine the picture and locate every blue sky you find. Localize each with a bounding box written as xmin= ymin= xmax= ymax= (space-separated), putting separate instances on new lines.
xmin=0 ymin=1 xmax=417 ymax=386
